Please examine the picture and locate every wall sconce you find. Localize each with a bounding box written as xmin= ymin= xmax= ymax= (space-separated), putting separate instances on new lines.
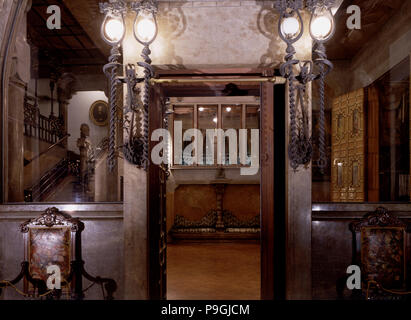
xmin=274 ymin=0 xmax=335 ymax=172
xmin=131 ymin=0 xmax=158 ymax=170
xmin=100 ymin=0 xmax=158 ymax=171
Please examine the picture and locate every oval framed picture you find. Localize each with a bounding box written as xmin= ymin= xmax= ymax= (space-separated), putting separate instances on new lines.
xmin=89 ymin=100 xmax=109 ymax=126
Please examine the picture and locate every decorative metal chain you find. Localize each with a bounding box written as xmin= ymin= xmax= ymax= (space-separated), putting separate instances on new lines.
xmin=137 ymin=45 xmax=155 ymax=171
xmin=103 ymin=45 xmax=122 ymax=172
xmin=280 ymin=44 xmax=299 ymax=170
xmin=313 ymin=41 xmax=333 ymax=173
xmin=318 ymin=63 xmax=326 ymax=172
xmin=296 ymin=80 xmax=313 ymax=164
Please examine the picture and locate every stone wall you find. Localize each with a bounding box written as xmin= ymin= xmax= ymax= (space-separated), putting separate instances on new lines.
xmin=123 ymin=0 xmax=312 ymax=70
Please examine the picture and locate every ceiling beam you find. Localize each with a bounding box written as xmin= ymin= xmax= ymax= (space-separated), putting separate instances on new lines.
xmin=62 ymin=0 xmax=110 ymax=58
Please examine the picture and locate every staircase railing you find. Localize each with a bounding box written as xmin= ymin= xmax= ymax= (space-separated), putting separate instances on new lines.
xmin=24 ymin=95 xmax=64 ymax=144
xmin=24 ymin=158 xmax=69 ymax=202
xmin=94 ymin=137 xmax=109 ymax=161
xmin=25 ymin=134 xmax=70 ymax=166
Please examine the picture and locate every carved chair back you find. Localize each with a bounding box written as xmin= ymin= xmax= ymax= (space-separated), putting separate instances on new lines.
xmin=20 ymin=207 xmax=84 ymax=296
xmin=349 ymin=207 xmax=409 ymax=292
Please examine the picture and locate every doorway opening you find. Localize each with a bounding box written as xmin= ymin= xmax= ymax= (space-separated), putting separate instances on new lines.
xmin=148 ymin=69 xmax=286 ymax=300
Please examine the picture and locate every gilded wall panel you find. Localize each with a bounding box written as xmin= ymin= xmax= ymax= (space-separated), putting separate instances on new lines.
xmin=332 ymin=88 xmax=365 ymax=202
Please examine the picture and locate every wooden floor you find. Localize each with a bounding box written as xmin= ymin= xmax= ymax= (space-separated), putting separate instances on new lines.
xmin=167 ymin=242 xmax=260 ymax=300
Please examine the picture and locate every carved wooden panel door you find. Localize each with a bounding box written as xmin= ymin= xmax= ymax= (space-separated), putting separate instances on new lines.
xmin=331 ymin=88 xmax=365 ymax=202
xmin=148 ymin=84 xmax=167 ymax=300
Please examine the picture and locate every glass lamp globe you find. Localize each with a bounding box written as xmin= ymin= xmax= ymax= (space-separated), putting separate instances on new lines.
xmin=102 ymin=16 xmax=125 ymax=44
xmin=280 ymin=17 xmax=300 ymax=39
xmin=310 ymin=16 xmax=332 ymax=40
xmin=309 ymin=8 xmax=335 ymax=42
xmin=134 ymin=13 xmax=157 ymax=44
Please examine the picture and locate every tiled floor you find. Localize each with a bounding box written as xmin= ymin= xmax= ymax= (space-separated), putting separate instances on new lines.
xmin=167 ymin=242 xmax=260 ymax=300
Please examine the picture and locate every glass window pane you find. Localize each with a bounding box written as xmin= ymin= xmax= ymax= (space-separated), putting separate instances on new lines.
xmin=222 ymin=105 xmax=241 ymax=165
xmin=246 ymin=106 xmax=260 ymax=163
xmin=246 ymin=105 xmax=259 ymax=129
xmin=173 ymin=106 xmax=193 ymax=166
xmin=198 ymin=105 xmax=217 ymax=165
xmin=222 ymin=105 xmax=242 ymax=129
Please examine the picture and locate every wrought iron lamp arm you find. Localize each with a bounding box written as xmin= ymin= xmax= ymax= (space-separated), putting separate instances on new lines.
xmin=119 ymin=65 xmax=147 ymax=168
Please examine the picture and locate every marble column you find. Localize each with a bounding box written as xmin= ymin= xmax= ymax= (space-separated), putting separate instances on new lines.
xmin=6 ymin=0 xmax=31 ymax=202
xmin=123 ymin=161 xmax=148 ymax=299
xmin=7 ymin=76 xmax=25 ymax=202
xmin=122 ymin=15 xmax=149 ymax=299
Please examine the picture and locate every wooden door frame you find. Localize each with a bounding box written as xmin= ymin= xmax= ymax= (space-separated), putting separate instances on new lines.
xmin=148 ymin=84 xmax=167 ymax=299
xmin=147 ymin=67 xmax=285 ymax=300
xmin=260 ymin=82 xmax=286 ymax=299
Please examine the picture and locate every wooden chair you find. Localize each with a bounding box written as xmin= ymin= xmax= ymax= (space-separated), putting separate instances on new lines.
xmin=0 ymin=207 xmax=117 ymax=300
xmin=349 ymin=207 xmax=411 ymax=300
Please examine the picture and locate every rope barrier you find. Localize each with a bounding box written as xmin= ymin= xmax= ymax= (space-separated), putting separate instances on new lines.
xmin=366 ymin=280 xmax=411 ymax=299
xmin=0 ymin=279 xmax=71 ymax=300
